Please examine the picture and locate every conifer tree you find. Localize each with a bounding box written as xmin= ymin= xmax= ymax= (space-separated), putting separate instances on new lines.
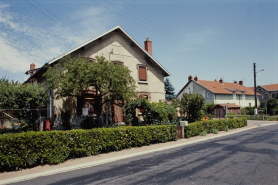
xmin=164 ymin=78 xmax=175 ymax=100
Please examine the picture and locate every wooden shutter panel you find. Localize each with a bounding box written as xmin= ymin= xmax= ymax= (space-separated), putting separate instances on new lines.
xmin=139 ymin=66 xmax=147 ymax=81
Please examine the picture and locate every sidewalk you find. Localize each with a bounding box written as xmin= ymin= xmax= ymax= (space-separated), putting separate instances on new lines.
xmin=0 ymin=123 xmax=272 ymax=184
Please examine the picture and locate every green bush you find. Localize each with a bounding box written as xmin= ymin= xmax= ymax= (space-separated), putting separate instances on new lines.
xmin=184 ymin=117 xmax=247 ymax=138
xmin=212 ymin=129 xmax=218 ymax=134
xmin=241 ymin=107 xmax=255 ymax=115
xmin=199 ymin=130 xmax=207 ymax=136
xmin=0 ymin=125 xmax=177 ymax=171
xmin=123 ymin=99 xmax=176 ymax=125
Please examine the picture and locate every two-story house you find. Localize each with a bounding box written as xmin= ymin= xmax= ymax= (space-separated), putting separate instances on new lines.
xmin=25 ymin=26 xmax=170 ymax=129
xmin=254 ymin=84 xmax=278 ymax=102
xmin=177 ymin=75 xmax=259 ymax=108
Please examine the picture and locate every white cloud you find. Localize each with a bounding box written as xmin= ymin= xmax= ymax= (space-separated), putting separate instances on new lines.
xmin=0 ymin=2 xmax=115 ymax=81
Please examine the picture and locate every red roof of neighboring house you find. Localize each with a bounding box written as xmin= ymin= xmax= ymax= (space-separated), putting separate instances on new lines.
xmin=259 ymin=84 xmax=278 ymax=91
xmin=197 ymin=80 xmax=255 ymax=95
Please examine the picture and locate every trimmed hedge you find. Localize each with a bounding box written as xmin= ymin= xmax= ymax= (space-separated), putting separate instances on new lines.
xmin=0 ymin=125 xmax=177 ymax=171
xmin=184 ymin=117 xmax=247 ymax=138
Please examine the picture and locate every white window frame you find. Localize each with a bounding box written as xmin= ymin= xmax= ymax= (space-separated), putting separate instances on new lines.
xmin=207 ymin=92 xmax=211 ymax=99
xmin=233 ymin=92 xmax=236 ymax=99
xmin=242 ymin=93 xmax=245 ymax=99
xmin=201 ymin=91 xmax=205 ymax=98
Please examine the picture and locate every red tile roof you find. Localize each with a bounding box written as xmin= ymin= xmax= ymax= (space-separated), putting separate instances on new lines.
xmin=260 ymin=84 xmax=278 ymax=91
xmin=197 ymin=80 xmax=255 ymax=95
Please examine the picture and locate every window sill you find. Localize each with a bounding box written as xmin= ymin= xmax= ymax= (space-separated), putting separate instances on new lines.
xmin=138 ymin=81 xmax=148 ymax=84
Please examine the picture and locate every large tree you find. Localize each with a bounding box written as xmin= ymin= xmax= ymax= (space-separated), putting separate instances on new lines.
xmin=180 ymin=93 xmax=205 ymax=122
xmin=0 ymin=79 xmax=49 ymax=130
xmin=164 ymin=78 xmax=175 ymax=100
xmin=44 ymin=55 xmax=137 ymax=118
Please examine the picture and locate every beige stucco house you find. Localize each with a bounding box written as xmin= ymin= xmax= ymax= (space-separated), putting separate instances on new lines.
xmin=25 ymin=26 xmax=170 ymax=129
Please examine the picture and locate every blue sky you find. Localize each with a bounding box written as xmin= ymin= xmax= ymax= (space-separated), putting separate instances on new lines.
xmin=0 ymin=0 xmax=277 ymax=93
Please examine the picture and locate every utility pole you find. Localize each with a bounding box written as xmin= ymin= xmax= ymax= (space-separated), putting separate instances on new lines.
xmin=253 ymin=63 xmax=258 ymax=115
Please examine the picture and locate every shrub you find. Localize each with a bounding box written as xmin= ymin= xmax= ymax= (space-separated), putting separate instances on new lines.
xmin=212 ymin=129 xmax=218 ymax=134
xmin=123 ymin=99 xmax=176 ymax=125
xmin=241 ymin=107 xmax=255 ymax=115
xmin=199 ymin=130 xmax=207 ymax=136
xmin=0 ymin=125 xmax=177 ymax=171
xmin=184 ymin=117 xmax=247 ymax=138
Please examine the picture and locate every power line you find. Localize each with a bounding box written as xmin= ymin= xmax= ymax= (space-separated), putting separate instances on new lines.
xmin=244 ymin=70 xmax=253 ymax=84
xmin=122 ymin=1 xmax=245 ymax=66
xmin=25 ymin=0 xmax=86 ymax=42
xmin=94 ymin=0 xmax=246 ymax=69
xmin=33 ymin=0 xmax=89 ymax=40
xmin=0 ymin=39 xmax=48 ymax=61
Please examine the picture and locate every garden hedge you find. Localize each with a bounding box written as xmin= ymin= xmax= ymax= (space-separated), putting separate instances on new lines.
xmin=0 ymin=125 xmax=177 ymax=171
xmin=184 ymin=117 xmax=247 ymax=138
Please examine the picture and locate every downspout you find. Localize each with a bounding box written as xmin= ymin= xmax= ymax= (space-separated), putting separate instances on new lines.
xmin=49 ymin=90 xmax=52 ymax=119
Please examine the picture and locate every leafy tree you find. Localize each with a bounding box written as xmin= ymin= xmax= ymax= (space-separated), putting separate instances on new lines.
xmin=240 ymin=106 xmax=255 ymax=115
xmin=180 ymin=93 xmax=205 ymax=122
xmin=164 ymin=78 xmax=175 ymax=100
xmin=44 ymin=55 xmax=137 ymax=119
xmin=267 ymin=98 xmax=278 ymax=115
xmin=0 ymin=78 xmax=49 ymax=130
xmin=202 ymin=103 xmax=215 ymax=114
xmin=123 ymin=98 xmax=176 ymax=125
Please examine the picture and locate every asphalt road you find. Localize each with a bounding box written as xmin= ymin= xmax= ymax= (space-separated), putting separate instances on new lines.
xmin=12 ymin=124 xmax=278 ymax=185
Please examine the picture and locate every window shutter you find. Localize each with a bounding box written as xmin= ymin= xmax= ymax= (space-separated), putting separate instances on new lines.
xmin=139 ymin=66 xmax=147 ymax=81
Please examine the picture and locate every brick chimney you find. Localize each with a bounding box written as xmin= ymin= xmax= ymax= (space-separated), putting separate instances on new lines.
xmin=194 ymin=75 xmax=198 ymax=81
xmin=30 ymin=63 xmax=35 ymax=70
xmin=239 ymin=80 xmax=243 ymax=85
xmin=188 ymin=75 xmax=192 ymax=81
xmin=219 ymin=78 xmax=223 ymax=83
xmin=234 ymin=81 xmax=237 ymax=84
xmin=144 ymin=38 xmax=152 ymax=56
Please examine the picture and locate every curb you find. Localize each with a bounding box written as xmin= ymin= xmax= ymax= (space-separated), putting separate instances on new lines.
xmin=0 ymin=123 xmax=276 ymax=185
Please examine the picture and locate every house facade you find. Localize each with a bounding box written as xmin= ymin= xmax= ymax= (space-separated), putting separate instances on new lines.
xmin=177 ymin=75 xmax=259 ymax=108
xmin=255 ymin=84 xmax=278 ymax=102
xmin=25 ymin=26 xmax=170 ymax=129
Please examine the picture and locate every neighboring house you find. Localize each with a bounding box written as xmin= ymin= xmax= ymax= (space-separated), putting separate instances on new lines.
xmin=177 ymin=75 xmax=259 ymax=108
xmin=251 ymin=84 xmax=278 ymax=102
xmin=24 ymin=26 xmax=170 ymax=129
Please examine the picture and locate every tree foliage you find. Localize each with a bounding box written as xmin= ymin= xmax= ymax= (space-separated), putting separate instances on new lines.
xmin=123 ymin=98 xmax=176 ymax=125
xmin=267 ymin=98 xmax=278 ymax=115
xmin=44 ymin=55 xmax=137 ymax=117
xmin=164 ymin=78 xmax=175 ymax=100
xmin=180 ymin=93 xmax=205 ymax=122
xmin=202 ymin=103 xmax=215 ymax=114
xmin=0 ymin=78 xmax=49 ymax=130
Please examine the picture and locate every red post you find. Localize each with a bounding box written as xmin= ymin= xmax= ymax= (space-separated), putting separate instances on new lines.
xmin=43 ymin=120 xmax=51 ymax=131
